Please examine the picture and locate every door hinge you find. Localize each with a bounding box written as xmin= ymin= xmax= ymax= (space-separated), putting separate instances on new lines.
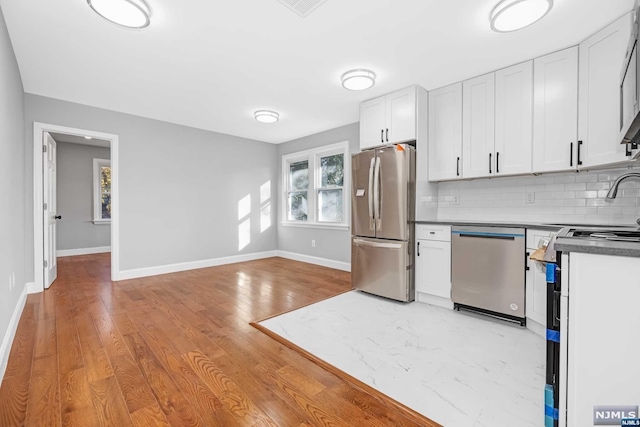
xmin=43 ymin=202 xmax=48 ymax=210
xmin=43 ymin=145 xmax=47 ymax=153
xmin=43 ymin=260 xmax=48 ymax=268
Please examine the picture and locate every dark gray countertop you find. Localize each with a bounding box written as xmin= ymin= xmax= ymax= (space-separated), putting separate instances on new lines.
xmin=554 ymin=238 xmax=640 ymax=258
xmin=414 ymin=220 xmax=563 ymax=231
xmin=415 ymin=220 xmax=640 ymax=257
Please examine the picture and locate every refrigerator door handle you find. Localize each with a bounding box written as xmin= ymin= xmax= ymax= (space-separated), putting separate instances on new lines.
xmin=353 ymin=238 xmax=402 ymax=249
xmin=373 ymin=156 xmax=381 ymax=230
xmin=368 ymin=157 xmax=375 ymax=229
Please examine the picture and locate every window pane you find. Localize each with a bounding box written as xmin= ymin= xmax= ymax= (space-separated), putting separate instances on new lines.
xmin=101 ymin=166 xmax=111 ymax=193
xmin=287 ymin=191 xmax=308 ymax=221
xmin=320 ymin=154 xmax=344 ymax=187
xmin=318 ymin=189 xmax=343 ymax=223
xmin=289 ymin=161 xmax=308 ymax=191
xmin=101 ymin=193 xmax=111 ymax=219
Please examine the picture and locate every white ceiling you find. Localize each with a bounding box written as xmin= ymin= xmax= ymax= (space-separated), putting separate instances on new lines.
xmin=49 ymin=132 xmax=110 ymax=148
xmin=0 ymin=0 xmax=634 ymax=144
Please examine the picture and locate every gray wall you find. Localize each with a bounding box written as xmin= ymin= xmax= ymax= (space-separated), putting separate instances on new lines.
xmin=24 ymin=94 xmax=278 ymax=275
xmin=0 ymin=6 xmax=26 ymax=357
xmin=56 ymin=142 xmax=111 ymax=251
xmin=277 ymin=123 xmax=359 ymax=264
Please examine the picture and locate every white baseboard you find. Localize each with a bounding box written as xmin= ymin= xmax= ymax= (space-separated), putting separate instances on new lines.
xmin=116 ymin=250 xmax=279 ymax=281
xmin=0 ymin=285 xmax=28 ymax=382
xmin=276 ymin=250 xmax=351 ymax=272
xmin=26 ymin=282 xmax=39 ymax=295
xmin=416 ymin=292 xmax=454 ymax=309
xmin=526 ymin=317 xmax=545 ymax=338
xmin=57 ymin=246 xmax=111 ymax=257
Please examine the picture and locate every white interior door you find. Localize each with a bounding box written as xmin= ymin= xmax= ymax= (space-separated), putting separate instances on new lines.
xmin=43 ymin=132 xmax=58 ymax=289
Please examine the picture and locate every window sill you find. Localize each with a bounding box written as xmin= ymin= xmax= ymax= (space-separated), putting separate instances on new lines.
xmin=280 ymin=222 xmax=349 ymax=231
xmin=93 ymin=220 xmax=111 ymax=225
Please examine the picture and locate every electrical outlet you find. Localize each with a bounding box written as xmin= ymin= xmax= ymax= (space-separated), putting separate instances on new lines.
xmin=526 ymin=192 xmax=535 ymax=203
xmin=311 ymin=240 xmax=316 ymax=247
xmin=452 ymin=195 xmax=460 ymax=205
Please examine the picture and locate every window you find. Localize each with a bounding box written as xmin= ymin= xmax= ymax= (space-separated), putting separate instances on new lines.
xmin=93 ymin=158 xmax=111 ymax=223
xmin=282 ymin=141 xmax=349 ymax=228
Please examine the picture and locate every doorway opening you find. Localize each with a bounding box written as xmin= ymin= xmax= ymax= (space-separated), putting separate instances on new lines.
xmin=32 ymin=123 xmax=120 ymax=293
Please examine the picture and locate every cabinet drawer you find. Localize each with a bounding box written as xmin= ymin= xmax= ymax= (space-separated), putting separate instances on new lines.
xmin=416 ymin=225 xmax=451 ymax=241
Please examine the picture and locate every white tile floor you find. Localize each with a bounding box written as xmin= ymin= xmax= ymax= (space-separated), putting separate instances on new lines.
xmin=260 ymin=291 xmax=545 ymax=427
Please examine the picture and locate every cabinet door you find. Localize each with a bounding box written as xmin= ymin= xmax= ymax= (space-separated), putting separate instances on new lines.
xmin=533 ymin=47 xmax=579 ymax=173
xmin=495 ymin=61 xmax=533 ymax=175
xmin=415 ymin=239 xmax=451 ymax=299
xmin=359 ymin=96 xmax=386 ymax=150
xmin=578 ymin=13 xmax=632 ymax=167
xmin=525 ymin=256 xmax=547 ymax=327
xmin=463 ymin=73 xmax=495 ymax=178
xmin=386 ymin=86 xmax=416 ymax=144
xmin=428 ymin=83 xmax=463 ymax=181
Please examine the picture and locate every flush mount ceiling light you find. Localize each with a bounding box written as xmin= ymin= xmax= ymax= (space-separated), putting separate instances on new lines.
xmin=490 ymin=0 xmax=553 ymax=33
xmin=254 ymin=110 xmax=280 ymax=124
xmin=87 ymin=0 xmax=151 ymax=29
xmin=341 ymin=69 xmax=376 ymax=91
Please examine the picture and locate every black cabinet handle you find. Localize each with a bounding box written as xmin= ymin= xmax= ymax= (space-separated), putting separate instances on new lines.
xmin=570 ymin=142 xmax=573 ymax=167
xmin=496 ymin=152 xmax=500 ymax=174
xmin=456 ymin=157 xmax=460 ymax=176
xmin=381 ymin=130 xmax=384 ymax=143
xmin=54 ymin=215 xmax=62 ymax=220
xmin=577 ymin=140 xmax=583 ymax=166
xmin=386 ymin=128 xmax=389 ymax=142
xmin=489 ymin=153 xmax=492 ymax=174
xmin=525 ymin=252 xmax=530 ymax=271
xmin=417 ymin=241 xmax=420 ymax=256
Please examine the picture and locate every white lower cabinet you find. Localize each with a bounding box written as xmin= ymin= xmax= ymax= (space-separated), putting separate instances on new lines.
xmin=415 ymin=225 xmax=452 ymax=309
xmin=525 ymin=229 xmax=556 ymax=336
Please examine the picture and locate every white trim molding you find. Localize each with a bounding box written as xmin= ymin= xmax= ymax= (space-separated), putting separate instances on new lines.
xmin=0 ymin=285 xmax=27 ymax=381
xmin=117 ymin=251 xmax=279 ymax=281
xmin=26 ymin=282 xmax=38 ymax=295
xmin=276 ymin=250 xmax=351 ymax=272
xmin=33 ymin=123 xmax=120 ymax=289
xmin=57 ymin=246 xmax=111 ymax=257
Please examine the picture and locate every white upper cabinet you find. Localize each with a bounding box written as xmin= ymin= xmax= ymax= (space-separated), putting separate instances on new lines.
xmin=428 ymin=83 xmax=463 ymax=181
xmin=359 ymin=86 xmax=416 ymax=150
xmin=463 ymin=72 xmax=495 ymax=178
xmin=360 ymin=97 xmax=387 ymax=150
xmin=495 ymin=61 xmax=533 ymax=175
xmin=532 ymin=47 xmax=579 ymax=173
xmin=578 ymin=13 xmax=632 ymax=167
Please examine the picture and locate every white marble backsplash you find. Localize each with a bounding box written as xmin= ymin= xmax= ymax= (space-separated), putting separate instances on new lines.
xmin=260 ymin=291 xmax=544 ymax=427
xmin=433 ymin=165 xmax=640 ymax=225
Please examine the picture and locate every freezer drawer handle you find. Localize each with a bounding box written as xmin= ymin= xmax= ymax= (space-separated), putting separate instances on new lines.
xmin=368 ymin=157 xmax=375 ymax=228
xmin=354 ymin=239 xmax=402 ymax=249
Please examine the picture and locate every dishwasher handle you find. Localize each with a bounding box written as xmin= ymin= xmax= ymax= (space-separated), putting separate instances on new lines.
xmin=453 ymin=231 xmax=524 ymax=241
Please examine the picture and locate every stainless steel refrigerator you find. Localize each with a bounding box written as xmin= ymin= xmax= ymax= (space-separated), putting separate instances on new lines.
xmin=351 ymin=143 xmax=415 ymax=302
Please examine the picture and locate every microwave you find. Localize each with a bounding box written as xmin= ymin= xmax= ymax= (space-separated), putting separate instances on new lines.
xmin=620 ymin=2 xmax=640 ymax=151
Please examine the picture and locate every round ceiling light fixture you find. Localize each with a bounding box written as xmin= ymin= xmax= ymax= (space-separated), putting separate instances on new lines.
xmin=490 ymin=0 xmax=553 ymax=33
xmin=341 ymin=69 xmax=376 ymax=91
xmin=87 ymin=0 xmax=151 ymax=29
xmin=254 ymin=110 xmax=280 ymax=124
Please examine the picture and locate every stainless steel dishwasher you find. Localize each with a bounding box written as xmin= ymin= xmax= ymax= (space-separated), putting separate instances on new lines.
xmin=451 ymin=226 xmax=526 ymax=325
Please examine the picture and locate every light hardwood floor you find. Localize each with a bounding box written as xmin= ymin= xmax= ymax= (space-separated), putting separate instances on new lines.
xmin=0 ymin=254 xmax=438 ymax=426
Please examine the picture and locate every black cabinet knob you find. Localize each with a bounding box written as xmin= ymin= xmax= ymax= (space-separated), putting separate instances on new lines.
xmin=54 ymin=215 xmax=62 ymax=220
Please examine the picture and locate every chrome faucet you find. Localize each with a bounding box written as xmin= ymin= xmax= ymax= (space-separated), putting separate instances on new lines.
xmin=606 ymin=172 xmax=640 ymax=199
